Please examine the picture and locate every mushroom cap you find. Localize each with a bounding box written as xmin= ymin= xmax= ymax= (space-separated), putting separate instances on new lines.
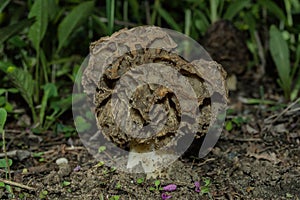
xmin=82 ymin=26 xmax=228 ymax=153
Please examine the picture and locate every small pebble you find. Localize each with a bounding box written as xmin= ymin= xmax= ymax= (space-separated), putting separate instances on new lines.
xmin=56 ymin=157 xmax=68 ymax=165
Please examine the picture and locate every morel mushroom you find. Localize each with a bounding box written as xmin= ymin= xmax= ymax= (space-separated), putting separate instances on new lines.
xmin=81 ymin=26 xmax=228 ymax=172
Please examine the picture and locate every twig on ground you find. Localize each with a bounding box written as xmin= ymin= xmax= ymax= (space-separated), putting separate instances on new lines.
xmin=0 ymin=178 xmax=36 ymax=191
xmin=264 ymin=97 xmax=300 ymax=125
xmin=198 ymin=158 xmax=216 ymax=166
xmin=222 ymin=137 xmax=263 ymax=142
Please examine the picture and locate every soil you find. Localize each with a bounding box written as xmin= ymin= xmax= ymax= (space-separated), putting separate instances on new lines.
xmin=0 ymin=73 xmax=299 ymax=200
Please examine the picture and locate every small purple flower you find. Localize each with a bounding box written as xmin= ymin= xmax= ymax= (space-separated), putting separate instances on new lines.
xmin=161 ymin=193 xmax=172 ymax=200
xmin=73 ymin=165 xmax=81 ymax=172
xmin=194 ymin=181 xmax=200 ymax=193
xmin=163 ymin=184 xmax=177 ymax=191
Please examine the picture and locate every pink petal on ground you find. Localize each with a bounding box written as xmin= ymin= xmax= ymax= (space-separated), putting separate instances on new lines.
xmin=163 ymin=184 xmax=177 ymax=191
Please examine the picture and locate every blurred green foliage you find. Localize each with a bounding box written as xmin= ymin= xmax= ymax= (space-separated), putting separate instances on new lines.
xmin=0 ymin=0 xmax=299 ymax=131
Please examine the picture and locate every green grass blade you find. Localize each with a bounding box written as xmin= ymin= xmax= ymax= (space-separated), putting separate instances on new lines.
xmin=258 ymin=0 xmax=286 ymax=22
xmin=0 ymin=0 xmax=10 ymax=13
xmin=44 ymin=96 xmax=72 ymax=129
xmin=210 ymin=0 xmax=219 ymax=23
xmin=106 ymin=0 xmax=115 ymax=35
xmin=269 ymin=25 xmax=291 ymax=98
xmin=291 ymin=72 xmax=300 ymax=101
xmin=0 ymin=19 xmax=34 ymax=45
xmin=58 ymin=1 xmax=94 ymax=52
xmin=292 ymin=41 xmax=300 ymax=78
xmin=40 ymin=83 xmax=58 ymax=127
xmin=194 ymin=10 xmax=210 ymax=34
xmin=128 ymin=0 xmax=139 ymax=23
xmin=28 ymin=0 xmax=49 ymax=51
xmin=284 ymin=0 xmax=293 ymax=26
xmin=223 ymin=0 xmax=250 ymax=20
xmin=184 ymin=9 xmax=191 ymax=36
xmin=155 ymin=4 xmax=181 ymax=32
xmin=92 ymin=15 xmax=109 ymax=35
xmin=241 ymin=98 xmax=278 ymax=105
xmin=0 ymin=108 xmax=7 ymax=131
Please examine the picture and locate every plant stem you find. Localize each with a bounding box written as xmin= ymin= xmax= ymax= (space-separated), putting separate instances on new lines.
xmin=210 ymin=0 xmax=218 ymax=23
xmin=2 ymin=130 xmax=11 ymax=180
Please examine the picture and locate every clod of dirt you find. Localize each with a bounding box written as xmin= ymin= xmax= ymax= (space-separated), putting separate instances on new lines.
xmin=82 ymin=26 xmax=228 ymax=157
xmin=201 ymin=19 xmax=249 ymax=75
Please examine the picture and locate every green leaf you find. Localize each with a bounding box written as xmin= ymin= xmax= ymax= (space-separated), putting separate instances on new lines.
xmin=40 ymin=83 xmax=58 ymax=126
xmin=258 ymin=0 xmax=286 ymax=22
xmin=154 ymin=180 xmax=160 ymax=187
xmin=137 ymin=177 xmax=144 ymax=184
xmin=0 ymin=97 xmax=5 ymax=106
xmin=92 ymin=15 xmax=109 ymax=35
xmin=194 ymin=10 xmax=210 ymax=34
xmin=200 ymin=186 xmax=209 ymax=194
xmin=0 ymin=182 xmax=5 ymax=187
xmin=5 ymin=184 xmax=12 ymax=193
xmin=33 ymin=152 xmax=44 ymax=158
xmin=269 ymin=25 xmax=291 ymax=98
xmin=98 ymin=146 xmax=106 ymax=153
xmin=0 ymin=0 xmax=10 ymax=13
xmin=0 ymin=61 xmax=11 ymax=72
xmin=0 ymin=158 xmax=12 ymax=168
xmin=4 ymin=102 xmax=13 ymax=113
xmin=41 ymin=96 xmax=72 ymax=129
xmin=39 ymin=190 xmax=48 ymax=199
xmin=0 ymin=89 xmax=6 ymax=96
xmin=0 ymin=108 xmax=7 ymax=131
xmin=203 ymin=178 xmax=211 ymax=186
xmin=57 ymin=1 xmax=94 ymax=52
xmin=225 ymin=121 xmax=233 ymax=131
xmin=49 ymin=96 xmax=72 ymax=118
xmin=110 ymin=195 xmax=120 ymax=200
xmin=0 ymin=19 xmax=34 ymax=44
xmin=243 ymin=12 xmax=256 ymax=31
xmin=232 ymin=116 xmax=246 ymax=126
xmin=7 ymin=88 xmax=18 ymax=93
xmin=155 ymin=5 xmax=181 ymax=32
xmin=62 ymin=181 xmax=71 ymax=187
xmin=6 ymin=67 xmax=35 ymax=114
xmin=47 ymin=0 xmax=59 ymax=21
xmin=28 ymin=0 xmax=49 ymax=51
xmin=223 ymin=0 xmax=250 ymax=20
xmin=56 ymin=123 xmax=75 ymax=133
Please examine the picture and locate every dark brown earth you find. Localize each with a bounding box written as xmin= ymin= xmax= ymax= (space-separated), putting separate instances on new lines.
xmin=1 ymin=73 xmax=299 ymax=200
